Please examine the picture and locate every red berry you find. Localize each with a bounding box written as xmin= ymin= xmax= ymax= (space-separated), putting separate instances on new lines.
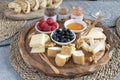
xmin=52 ymin=22 xmax=57 ymax=28
xmin=51 ymin=26 xmax=56 ymax=31
xmin=38 ymin=26 xmax=42 ymax=31
xmin=39 ymin=18 xmax=45 ymax=24
xmin=40 ymin=21 xmax=48 ymax=29
xmin=47 ymin=18 xmax=53 ymax=25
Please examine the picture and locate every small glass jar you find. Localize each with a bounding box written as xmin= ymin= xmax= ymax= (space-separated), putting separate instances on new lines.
xmin=57 ymin=7 xmax=70 ymax=21
xmin=71 ymin=6 xmax=84 ymax=20
xmin=44 ymin=7 xmax=57 ymax=22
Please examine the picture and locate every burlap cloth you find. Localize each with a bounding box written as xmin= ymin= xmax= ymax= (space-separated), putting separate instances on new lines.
xmin=9 ymin=23 xmax=120 ymax=80
xmin=116 ymin=17 xmax=120 ymax=38
xmin=0 ymin=1 xmax=26 ymax=42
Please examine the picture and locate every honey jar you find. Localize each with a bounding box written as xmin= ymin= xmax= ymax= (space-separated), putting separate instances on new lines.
xmin=71 ymin=6 xmax=83 ymax=20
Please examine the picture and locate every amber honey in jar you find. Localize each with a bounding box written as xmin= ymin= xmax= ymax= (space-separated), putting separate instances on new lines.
xmin=44 ymin=7 xmax=57 ymax=22
xmin=71 ymin=6 xmax=83 ymax=20
xmin=57 ymin=7 xmax=70 ymax=21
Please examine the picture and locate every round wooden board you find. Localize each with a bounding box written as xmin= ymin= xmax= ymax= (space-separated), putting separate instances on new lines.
xmin=116 ymin=17 xmax=120 ymax=37
xmin=4 ymin=0 xmax=62 ymax=20
xmin=18 ymin=21 xmax=114 ymax=78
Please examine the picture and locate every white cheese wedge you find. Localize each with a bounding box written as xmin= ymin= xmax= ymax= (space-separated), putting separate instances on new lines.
xmin=47 ymin=47 xmax=61 ymax=57
xmin=92 ymin=40 xmax=105 ymax=54
xmin=73 ymin=50 xmax=85 ymax=65
xmin=31 ymin=45 xmax=45 ymax=53
xmin=81 ymin=40 xmax=90 ymax=52
xmin=29 ymin=34 xmax=49 ymax=47
xmin=55 ymin=54 xmax=70 ymax=67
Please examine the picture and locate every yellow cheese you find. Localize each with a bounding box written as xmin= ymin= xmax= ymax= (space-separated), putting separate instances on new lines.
xmin=29 ymin=34 xmax=49 ymax=47
xmin=61 ymin=45 xmax=75 ymax=56
xmin=31 ymin=45 xmax=45 ymax=53
xmin=55 ymin=54 xmax=70 ymax=67
xmin=73 ymin=50 xmax=85 ymax=65
xmin=47 ymin=47 xmax=61 ymax=57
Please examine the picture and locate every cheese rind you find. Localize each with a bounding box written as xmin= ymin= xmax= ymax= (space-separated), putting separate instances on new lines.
xmin=55 ymin=54 xmax=70 ymax=67
xmin=29 ymin=34 xmax=49 ymax=47
xmin=47 ymin=47 xmax=61 ymax=57
xmin=30 ymin=45 xmax=45 ymax=53
xmin=73 ymin=50 xmax=85 ymax=65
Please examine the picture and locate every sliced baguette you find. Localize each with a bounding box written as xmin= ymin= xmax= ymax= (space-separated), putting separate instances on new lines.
xmin=46 ymin=0 xmax=52 ymax=6
xmin=8 ymin=2 xmax=21 ymax=13
xmin=32 ymin=0 xmax=39 ymax=11
xmin=39 ymin=0 xmax=47 ymax=9
xmin=15 ymin=0 xmax=30 ymax=14
xmin=26 ymin=0 xmax=36 ymax=9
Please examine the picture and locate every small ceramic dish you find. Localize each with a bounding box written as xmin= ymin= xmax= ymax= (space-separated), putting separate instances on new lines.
xmin=64 ymin=19 xmax=87 ymax=33
xmin=35 ymin=22 xmax=59 ymax=34
xmin=50 ymin=28 xmax=76 ymax=46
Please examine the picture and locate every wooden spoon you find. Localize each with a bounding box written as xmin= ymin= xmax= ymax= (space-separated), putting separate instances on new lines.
xmin=83 ymin=16 xmax=102 ymax=36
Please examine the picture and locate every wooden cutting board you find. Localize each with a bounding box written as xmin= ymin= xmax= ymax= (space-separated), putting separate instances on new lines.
xmin=4 ymin=0 xmax=62 ymax=20
xmin=18 ymin=21 xmax=114 ymax=78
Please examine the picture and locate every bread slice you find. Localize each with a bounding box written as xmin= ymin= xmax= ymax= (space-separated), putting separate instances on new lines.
xmin=32 ymin=0 xmax=39 ymax=11
xmin=46 ymin=0 xmax=52 ymax=6
xmin=39 ymin=0 xmax=47 ymax=9
xmin=8 ymin=2 xmax=21 ymax=13
xmin=55 ymin=54 xmax=70 ymax=67
xmin=52 ymin=0 xmax=60 ymax=3
xmin=26 ymin=0 xmax=36 ymax=9
xmin=15 ymin=0 xmax=30 ymax=14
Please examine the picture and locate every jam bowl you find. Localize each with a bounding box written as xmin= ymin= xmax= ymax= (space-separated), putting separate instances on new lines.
xmin=64 ymin=19 xmax=87 ymax=33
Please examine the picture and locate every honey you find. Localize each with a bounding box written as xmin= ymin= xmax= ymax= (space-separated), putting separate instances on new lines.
xmin=67 ymin=23 xmax=84 ymax=30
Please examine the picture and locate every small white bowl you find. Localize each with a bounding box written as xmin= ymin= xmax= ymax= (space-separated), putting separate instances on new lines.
xmin=35 ymin=22 xmax=59 ymax=34
xmin=64 ymin=19 xmax=87 ymax=33
xmin=50 ymin=29 xmax=76 ymax=46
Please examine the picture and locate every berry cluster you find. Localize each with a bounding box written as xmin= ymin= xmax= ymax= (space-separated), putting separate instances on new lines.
xmin=37 ymin=18 xmax=58 ymax=32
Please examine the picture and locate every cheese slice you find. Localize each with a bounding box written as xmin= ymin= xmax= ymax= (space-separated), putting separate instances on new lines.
xmin=81 ymin=27 xmax=106 ymax=40
xmin=29 ymin=34 xmax=49 ymax=47
xmin=61 ymin=45 xmax=75 ymax=56
xmin=55 ymin=54 xmax=70 ymax=67
xmin=31 ymin=45 xmax=45 ymax=53
xmin=73 ymin=50 xmax=85 ymax=65
xmin=92 ymin=40 xmax=105 ymax=54
xmin=47 ymin=47 xmax=61 ymax=57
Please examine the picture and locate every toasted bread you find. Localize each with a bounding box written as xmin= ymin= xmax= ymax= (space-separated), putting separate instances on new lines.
xmin=39 ymin=0 xmax=47 ymax=9
xmin=15 ymin=0 xmax=30 ymax=14
xmin=32 ymin=0 xmax=39 ymax=11
xmin=8 ymin=2 xmax=21 ymax=13
xmin=46 ymin=0 xmax=52 ymax=6
xmin=26 ymin=0 xmax=36 ymax=9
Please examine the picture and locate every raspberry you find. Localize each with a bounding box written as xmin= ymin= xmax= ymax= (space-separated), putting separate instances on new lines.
xmin=51 ymin=26 xmax=56 ymax=31
xmin=38 ymin=26 xmax=42 ymax=31
xmin=52 ymin=22 xmax=57 ymax=28
xmin=40 ymin=21 xmax=48 ymax=29
xmin=47 ymin=17 xmax=53 ymax=25
xmin=39 ymin=18 xmax=45 ymax=24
